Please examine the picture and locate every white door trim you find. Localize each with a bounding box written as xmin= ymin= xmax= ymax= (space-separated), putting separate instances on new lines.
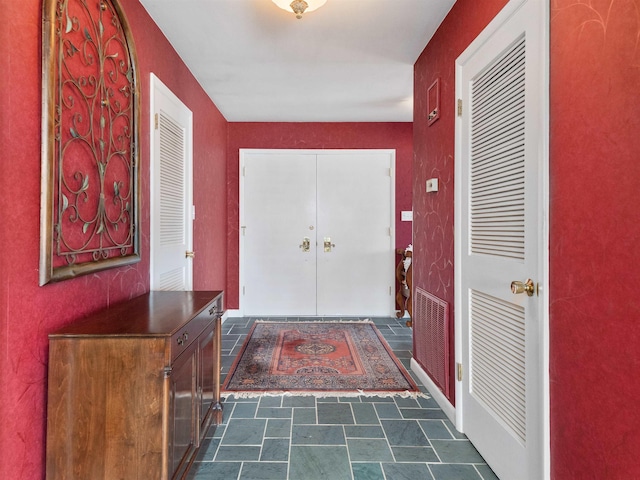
xmin=149 ymin=73 xmax=194 ymax=290
xmin=454 ymin=0 xmax=549 ymax=478
xmin=238 ymin=149 xmax=396 ymax=317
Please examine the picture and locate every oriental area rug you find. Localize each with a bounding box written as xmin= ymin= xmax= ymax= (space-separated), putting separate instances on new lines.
xmin=222 ymin=321 xmax=420 ymax=397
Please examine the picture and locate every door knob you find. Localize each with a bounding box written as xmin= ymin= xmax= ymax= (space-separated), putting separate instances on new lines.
xmin=299 ymin=237 xmax=310 ymax=252
xmin=185 ymin=251 xmax=195 ymax=258
xmin=510 ymin=278 xmax=535 ymax=296
xmin=324 ymin=237 xmax=335 ymax=252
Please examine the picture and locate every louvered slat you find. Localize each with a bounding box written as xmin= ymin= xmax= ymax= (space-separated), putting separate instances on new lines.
xmin=470 ymin=289 xmax=526 ymax=443
xmin=470 ymin=36 xmax=526 ymax=260
xmin=159 ymin=267 xmax=185 ymax=291
xmin=159 ymin=112 xmax=185 ymax=247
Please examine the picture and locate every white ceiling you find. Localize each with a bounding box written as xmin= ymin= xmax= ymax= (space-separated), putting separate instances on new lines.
xmin=138 ymin=0 xmax=456 ymax=122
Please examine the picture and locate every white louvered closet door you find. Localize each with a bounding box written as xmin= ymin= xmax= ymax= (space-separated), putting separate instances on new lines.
xmin=150 ymin=74 xmax=193 ymax=291
xmin=456 ymin=0 xmax=547 ymax=479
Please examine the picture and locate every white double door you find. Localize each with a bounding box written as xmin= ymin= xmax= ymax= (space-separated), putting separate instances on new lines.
xmin=241 ymin=150 xmax=395 ymax=317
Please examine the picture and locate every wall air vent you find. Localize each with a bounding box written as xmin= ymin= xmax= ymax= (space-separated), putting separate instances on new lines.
xmin=413 ymin=287 xmax=450 ymax=397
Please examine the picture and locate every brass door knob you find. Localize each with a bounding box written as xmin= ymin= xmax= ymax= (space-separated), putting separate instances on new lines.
xmin=511 ymin=278 xmax=535 ymax=296
xmin=299 ymin=237 xmax=310 ymax=252
xmin=323 ymin=237 xmax=335 ymax=252
xmin=185 ymin=251 xmax=195 ymax=258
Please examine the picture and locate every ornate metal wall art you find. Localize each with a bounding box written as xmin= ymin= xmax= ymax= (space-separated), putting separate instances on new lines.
xmin=40 ymin=0 xmax=140 ymax=285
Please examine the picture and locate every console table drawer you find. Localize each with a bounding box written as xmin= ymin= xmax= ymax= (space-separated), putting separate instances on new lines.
xmin=171 ymin=293 xmax=223 ymax=361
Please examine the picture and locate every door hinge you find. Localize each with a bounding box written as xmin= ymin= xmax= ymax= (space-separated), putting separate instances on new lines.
xmin=388 ymin=167 xmax=392 ymax=177
xmin=154 ymin=113 xmax=159 ymax=130
xmin=242 ymin=166 xmax=246 ymax=177
xmin=242 ymin=286 xmax=245 ymax=295
xmin=457 ymin=99 xmax=463 ymax=117
xmin=241 ymin=226 xmax=246 ymax=236
xmin=457 ymin=363 xmax=463 ymax=381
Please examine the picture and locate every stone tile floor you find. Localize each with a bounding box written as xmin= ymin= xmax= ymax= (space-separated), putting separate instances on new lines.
xmin=187 ymin=316 xmax=498 ymax=480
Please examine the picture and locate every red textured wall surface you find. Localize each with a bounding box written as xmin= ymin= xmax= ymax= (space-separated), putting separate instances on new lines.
xmin=549 ymin=1 xmax=640 ymax=477
xmin=413 ymin=0 xmax=509 ymax=406
xmin=0 ymin=0 xmax=227 ymax=477
xmin=226 ymin=122 xmax=413 ymax=310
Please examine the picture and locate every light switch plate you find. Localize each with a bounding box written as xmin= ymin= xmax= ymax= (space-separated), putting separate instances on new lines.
xmin=401 ymin=211 xmax=413 ymax=221
xmin=426 ymin=178 xmax=439 ymax=192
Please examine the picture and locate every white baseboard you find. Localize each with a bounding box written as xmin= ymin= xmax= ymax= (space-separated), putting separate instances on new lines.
xmin=411 ymin=358 xmax=457 ymax=425
xmin=223 ymin=309 xmax=241 ymax=321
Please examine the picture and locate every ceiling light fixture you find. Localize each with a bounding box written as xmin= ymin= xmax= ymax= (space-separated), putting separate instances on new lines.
xmin=272 ymin=0 xmax=327 ymax=19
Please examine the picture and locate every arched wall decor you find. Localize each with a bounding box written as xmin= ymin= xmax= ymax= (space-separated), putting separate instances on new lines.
xmin=40 ymin=0 xmax=140 ymax=285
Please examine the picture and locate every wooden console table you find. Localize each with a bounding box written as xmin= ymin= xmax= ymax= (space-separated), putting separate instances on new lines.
xmin=46 ymin=291 xmax=224 ymax=480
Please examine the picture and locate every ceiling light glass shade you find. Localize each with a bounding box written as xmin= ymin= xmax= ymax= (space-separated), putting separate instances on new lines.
xmin=272 ymin=0 xmax=327 ymax=19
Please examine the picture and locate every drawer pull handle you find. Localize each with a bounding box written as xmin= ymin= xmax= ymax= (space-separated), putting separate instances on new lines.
xmin=177 ymin=336 xmax=184 ymax=346
xmin=183 ymin=332 xmax=188 ymax=341
xmin=209 ymin=306 xmax=218 ymax=316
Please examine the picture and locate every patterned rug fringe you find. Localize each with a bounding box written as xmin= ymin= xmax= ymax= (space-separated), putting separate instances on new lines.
xmin=253 ymin=319 xmax=376 ymax=324
xmin=222 ymin=389 xmax=431 ymax=400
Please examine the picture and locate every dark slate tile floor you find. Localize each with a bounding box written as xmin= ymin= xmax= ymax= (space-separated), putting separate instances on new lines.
xmin=187 ymin=316 xmax=498 ymax=480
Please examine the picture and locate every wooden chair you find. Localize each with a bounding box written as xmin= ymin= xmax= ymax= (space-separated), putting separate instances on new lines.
xmin=395 ymin=247 xmax=413 ymax=327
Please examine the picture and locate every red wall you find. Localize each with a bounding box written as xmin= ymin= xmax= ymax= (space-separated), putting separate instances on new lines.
xmin=413 ymin=0 xmax=510 ymax=405
xmin=549 ymin=1 xmax=640 ymax=477
xmin=414 ymin=0 xmax=640 ymax=477
xmin=226 ymin=122 xmax=414 ymax=310
xmin=0 ymin=0 xmax=227 ymax=477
